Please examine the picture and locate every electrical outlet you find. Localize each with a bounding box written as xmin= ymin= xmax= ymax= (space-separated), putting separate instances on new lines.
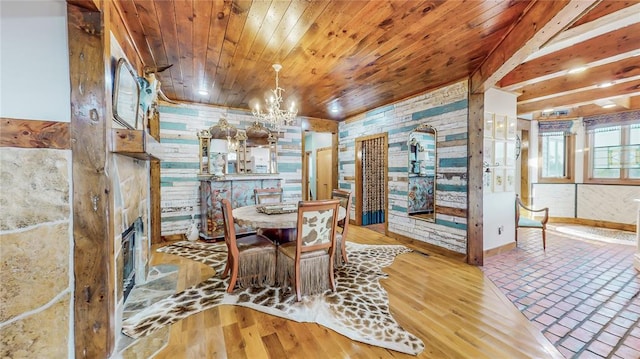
xmin=498 ymin=225 xmax=504 ymax=235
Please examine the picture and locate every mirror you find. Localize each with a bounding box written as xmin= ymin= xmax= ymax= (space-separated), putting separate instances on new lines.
xmin=113 ymin=58 xmax=140 ymax=129
xmin=407 ymin=124 xmax=436 ymax=221
xmin=199 ymin=119 xmax=278 ymax=176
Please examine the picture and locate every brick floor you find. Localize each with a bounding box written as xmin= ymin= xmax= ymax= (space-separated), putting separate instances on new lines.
xmin=482 ymin=227 xmax=640 ymax=359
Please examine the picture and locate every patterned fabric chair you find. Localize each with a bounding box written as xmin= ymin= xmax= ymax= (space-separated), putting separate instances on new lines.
xmin=220 ymin=198 xmax=277 ymax=293
xmin=276 ymin=199 xmax=340 ymax=301
xmin=331 ymin=189 xmax=352 ymax=267
xmin=515 ymin=194 xmax=549 ymax=250
xmin=254 ymin=187 xmax=283 ymax=204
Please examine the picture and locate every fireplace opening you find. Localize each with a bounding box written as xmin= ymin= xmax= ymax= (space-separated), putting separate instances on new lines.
xmin=122 ymin=217 xmax=143 ymax=302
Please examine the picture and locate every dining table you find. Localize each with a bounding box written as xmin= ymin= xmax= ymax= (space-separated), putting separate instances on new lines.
xmin=233 ymin=202 xmax=346 ymax=244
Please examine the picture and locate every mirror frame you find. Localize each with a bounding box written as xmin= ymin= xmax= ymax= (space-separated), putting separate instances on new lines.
xmin=112 ymin=58 xmax=140 ymax=130
xmin=407 ymin=123 xmax=437 ymax=222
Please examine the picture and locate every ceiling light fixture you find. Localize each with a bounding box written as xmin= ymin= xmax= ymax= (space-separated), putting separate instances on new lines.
xmin=601 ymin=103 xmax=616 ymax=109
xmin=542 ymin=108 xmax=554 ymax=113
xmin=597 ymin=82 xmax=614 ymax=88
xmin=198 ymin=89 xmax=209 ymax=96
xmin=252 ymin=64 xmax=297 ymax=132
xmin=567 ymin=66 xmax=587 ymax=74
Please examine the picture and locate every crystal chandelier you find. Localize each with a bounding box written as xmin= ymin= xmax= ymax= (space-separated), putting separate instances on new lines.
xmin=252 ymin=64 xmax=297 ymax=132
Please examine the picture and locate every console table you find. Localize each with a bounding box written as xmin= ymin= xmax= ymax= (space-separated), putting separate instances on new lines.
xmin=199 ymin=174 xmax=283 ymax=240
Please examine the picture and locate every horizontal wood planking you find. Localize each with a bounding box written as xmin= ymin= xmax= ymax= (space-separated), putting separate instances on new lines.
xmin=339 ymin=81 xmax=469 ymax=253
xmin=0 ymin=118 xmax=70 ymax=149
xmin=157 ymin=102 xmax=303 ymax=236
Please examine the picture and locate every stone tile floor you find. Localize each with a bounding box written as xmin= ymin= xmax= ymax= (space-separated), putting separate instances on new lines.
xmin=483 ymin=228 xmax=640 ymax=359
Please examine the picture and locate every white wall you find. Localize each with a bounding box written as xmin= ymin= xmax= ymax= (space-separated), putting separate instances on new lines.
xmin=483 ymin=88 xmax=518 ymax=251
xmin=0 ymin=0 xmax=70 ymax=122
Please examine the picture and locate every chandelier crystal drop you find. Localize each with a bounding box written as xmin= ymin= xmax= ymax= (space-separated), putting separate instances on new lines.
xmin=251 ymin=64 xmax=297 ymax=132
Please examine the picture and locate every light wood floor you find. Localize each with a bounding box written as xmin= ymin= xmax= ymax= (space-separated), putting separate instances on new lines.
xmin=151 ymin=226 xmax=563 ymax=359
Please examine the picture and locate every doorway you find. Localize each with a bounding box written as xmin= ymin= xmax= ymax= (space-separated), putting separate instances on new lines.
xmin=302 ymin=131 xmax=336 ymax=201
xmin=355 ymin=133 xmax=388 ymax=232
xmin=316 ymin=147 xmax=332 ymax=200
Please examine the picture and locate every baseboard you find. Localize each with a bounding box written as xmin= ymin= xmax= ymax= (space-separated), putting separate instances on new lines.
xmin=484 ymin=242 xmax=516 ymax=258
xmin=548 ymin=217 xmax=635 ymax=232
xmin=160 ymin=234 xmax=184 ymax=242
xmin=386 ymin=230 xmax=466 ymax=262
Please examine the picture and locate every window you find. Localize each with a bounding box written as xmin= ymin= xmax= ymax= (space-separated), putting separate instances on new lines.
xmin=538 ymin=121 xmax=574 ymax=182
xmin=586 ymin=121 xmax=640 ymax=183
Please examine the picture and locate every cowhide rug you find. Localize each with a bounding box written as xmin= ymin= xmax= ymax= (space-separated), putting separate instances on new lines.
xmin=121 ymin=240 xmax=425 ymax=355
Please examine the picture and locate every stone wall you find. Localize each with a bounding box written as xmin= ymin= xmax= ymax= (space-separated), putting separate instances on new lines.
xmin=0 ymin=147 xmax=73 ymax=358
xmin=157 ymin=102 xmax=303 ymax=236
xmin=338 ymin=80 xmax=469 ymax=253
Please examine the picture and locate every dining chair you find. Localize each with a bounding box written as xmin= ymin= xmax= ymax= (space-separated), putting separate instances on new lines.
xmin=276 ymin=199 xmax=340 ymax=301
xmin=254 ymin=187 xmax=283 ymax=204
xmin=515 ymin=194 xmax=549 ymax=250
xmin=254 ymin=187 xmax=286 ymax=242
xmin=220 ymin=198 xmax=277 ymax=293
xmin=331 ymin=189 xmax=352 ymax=267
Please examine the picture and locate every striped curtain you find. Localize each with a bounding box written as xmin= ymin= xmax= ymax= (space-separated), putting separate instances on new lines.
xmin=361 ymin=136 xmax=385 ymax=225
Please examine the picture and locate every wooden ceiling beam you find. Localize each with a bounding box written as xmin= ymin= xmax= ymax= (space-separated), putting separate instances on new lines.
xmin=518 ymin=79 xmax=640 ymax=114
xmin=470 ymin=0 xmax=598 ymax=94
xmin=500 ymin=22 xmax=640 ymax=89
xmin=531 ymin=99 xmax=640 ymax=120
xmin=517 ymin=57 xmax=640 ymax=102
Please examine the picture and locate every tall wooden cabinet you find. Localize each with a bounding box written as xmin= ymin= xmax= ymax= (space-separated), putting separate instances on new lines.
xmin=199 ymin=175 xmax=283 ymax=240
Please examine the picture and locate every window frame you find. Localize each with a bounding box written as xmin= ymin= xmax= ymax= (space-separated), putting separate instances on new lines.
xmin=538 ymin=132 xmax=574 ymax=183
xmin=584 ymin=124 xmax=640 ymax=185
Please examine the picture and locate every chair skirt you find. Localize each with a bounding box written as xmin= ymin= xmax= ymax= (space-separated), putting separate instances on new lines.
xmin=276 ymin=244 xmax=331 ymax=297
xmin=236 ymin=245 xmax=276 ymax=288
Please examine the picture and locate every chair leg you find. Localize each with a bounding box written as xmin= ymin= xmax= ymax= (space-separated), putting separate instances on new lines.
xmin=515 ymin=227 xmax=518 ymax=246
xmin=542 ymin=228 xmax=546 ymax=251
xmin=328 ymin=260 xmax=336 ymax=292
xmin=226 ymin=260 xmax=238 ymax=293
xmin=221 ymin=253 xmax=231 ymax=278
xmin=295 ymin=263 xmax=302 ymax=302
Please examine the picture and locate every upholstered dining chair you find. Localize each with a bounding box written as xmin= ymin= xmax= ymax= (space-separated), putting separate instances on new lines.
xmin=254 ymin=187 xmax=283 ymax=204
xmin=331 ymin=189 xmax=352 ymax=267
xmin=220 ymin=198 xmax=277 ymax=293
xmin=276 ymin=199 xmax=340 ymax=301
xmin=515 ymin=194 xmax=550 ymax=250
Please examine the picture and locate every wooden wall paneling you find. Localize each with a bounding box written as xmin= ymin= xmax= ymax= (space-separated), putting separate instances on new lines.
xmin=467 ymin=90 xmax=484 ymax=266
xmin=0 ymin=118 xmax=70 ymax=149
xmin=109 ymin=0 xmax=143 ymax=71
xmin=149 ymin=111 xmax=162 ymax=244
xmin=67 ymin=3 xmax=114 ymax=358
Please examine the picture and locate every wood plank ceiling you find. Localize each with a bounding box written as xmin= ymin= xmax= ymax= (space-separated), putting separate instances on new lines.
xmin=116 ymin=0 xmax=640 ymax=121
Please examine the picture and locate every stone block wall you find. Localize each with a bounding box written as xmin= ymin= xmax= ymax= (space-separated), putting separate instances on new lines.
xmin=338 ymin=81 xmax=469 ymax=253
xmin=157 ymin=102 xmax=303 ymax=236
xmin=0 ymin=147 xmax=73 ymax=358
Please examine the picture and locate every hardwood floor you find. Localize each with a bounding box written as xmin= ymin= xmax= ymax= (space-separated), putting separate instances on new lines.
xmin=151 ymin=226 xmax=562 ymax=358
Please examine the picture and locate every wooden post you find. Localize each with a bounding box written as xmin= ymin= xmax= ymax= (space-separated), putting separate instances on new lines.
xmin=68 ymin=3 xmax=113 ymax=357
xmin=467 ymin=89 xmax=484 ymax=266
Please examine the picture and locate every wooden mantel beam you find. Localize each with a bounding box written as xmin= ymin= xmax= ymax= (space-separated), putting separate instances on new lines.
xmin=470 ymin=0 xmax=599 ymax=94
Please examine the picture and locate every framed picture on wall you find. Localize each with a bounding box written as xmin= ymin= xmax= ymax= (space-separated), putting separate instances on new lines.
xmin=493 ymin=168 xmax=505 ymax=192
xmin=505 ymin=169 xmax=515 ymax=192
xmin=506 ymin=141 xmax=516 ymax=167
xmin=484 ymin=112 xmax=494 ymax=138
xmin=494 ymin=140 xmax=505 ymax=167
xmin=484 ymin=139 xmax=494 ymax=165
xmin=483 ymin=168 xmax=492 ymax=191
xmin=506 ymin=116 xmax=517 ymax=140
xmin=494 ymin=114 xmax=507 ymax=140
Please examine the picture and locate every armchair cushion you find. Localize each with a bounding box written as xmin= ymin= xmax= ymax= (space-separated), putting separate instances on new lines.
xmin=518 ymin=217 xmax=544 ymax=228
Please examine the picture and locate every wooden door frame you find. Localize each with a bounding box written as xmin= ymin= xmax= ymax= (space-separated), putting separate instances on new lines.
xmin=315 ymin=146 xmax=333 ymax=200
xmin=354 ymin=133 xmax=388 ymax=231
xmin=302 ymin=150 xmax=312 ymax=200
xmin=300 ymin=119 xmax=339 ymax=202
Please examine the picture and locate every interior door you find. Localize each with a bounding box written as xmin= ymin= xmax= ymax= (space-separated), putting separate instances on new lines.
xmin=316 ymin=147 xmax=332 ymax=200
